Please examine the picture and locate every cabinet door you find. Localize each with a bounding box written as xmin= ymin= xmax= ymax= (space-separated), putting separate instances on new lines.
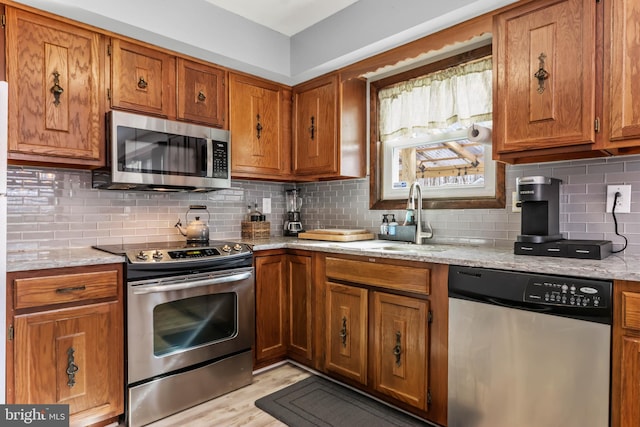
xmin=254 ymin=254 xmax=288 ymax=366
xmin=110 ymin=38 xmax=176 ymax=117
xmin=14 ymin=302 xmax=123 ymax=424
xmin=604 ymin=0 xmax=640 ymax=147
xmin=177 ymin=58 xmax=226 ymax=127
xmin=620 ymin=336 xmax=640 ymax=427
xmin=293 ymin=75 xmax=338 ymax=175
xmin=493 ymin=0 xmax=596 ymax=157
xmin=230 ymin=73 xmax=291 ymax=178
xmin=372 ymin=292 xmax=429 ymax=410
xmin=6 ymin=8 xmax=104 ymax=166
xmin=325 ymin=283 xmax=368 ymax=384
xmin=287 ymin=254 xmax=313 ymax=363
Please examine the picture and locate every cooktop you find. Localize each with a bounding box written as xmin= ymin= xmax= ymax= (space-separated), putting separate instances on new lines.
xmin=93 ymin=240 xmax=252 ymax=264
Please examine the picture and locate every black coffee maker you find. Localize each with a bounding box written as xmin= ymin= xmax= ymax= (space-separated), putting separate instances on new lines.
xmin=516 ymin=176 xmax=562 ymax=243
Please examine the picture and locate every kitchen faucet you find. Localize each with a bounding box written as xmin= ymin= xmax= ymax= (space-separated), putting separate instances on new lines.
xmin=405 ymin=181 xmax=433 ymax=244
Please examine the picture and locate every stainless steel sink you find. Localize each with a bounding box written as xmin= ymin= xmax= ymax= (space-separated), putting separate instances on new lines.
xmin=324 ymin=240 xmax=409 ymax=250
xmin=381 ymin=244 xmax=450 ymax=254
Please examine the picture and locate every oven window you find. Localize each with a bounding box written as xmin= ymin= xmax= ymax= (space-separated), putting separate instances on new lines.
xmin=153 ymin=293 xmax=237 ymax=356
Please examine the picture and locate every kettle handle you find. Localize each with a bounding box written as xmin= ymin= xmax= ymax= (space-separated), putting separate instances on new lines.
xmin=186 ymin=205 xmax=211 ymax=222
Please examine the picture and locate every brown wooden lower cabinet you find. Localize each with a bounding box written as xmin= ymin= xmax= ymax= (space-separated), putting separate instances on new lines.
xmin=325 ymin=282 xmax=368 ymax=384
xmin=7 ymin=264 xmax=124 ymax=427
xmin=612 ymin=280 xmax=640 ymax=427
xmin=372 ymin=292 xmax=429 ymax=410
xmin=254 ymin=250 xmax=315 ymax=369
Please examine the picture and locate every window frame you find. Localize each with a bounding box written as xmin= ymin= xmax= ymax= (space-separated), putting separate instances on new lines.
xmin=369 ymin=44 xmax=505 ymax=210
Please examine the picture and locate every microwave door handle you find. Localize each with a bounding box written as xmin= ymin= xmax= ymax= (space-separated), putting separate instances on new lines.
xmin=132 ymin=271 xmax=252 ymax=295
xmin=206 ymin=139 xmax=214 ymax=177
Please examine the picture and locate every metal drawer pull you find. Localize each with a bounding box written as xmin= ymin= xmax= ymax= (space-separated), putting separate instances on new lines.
xmin=339 ymin=316 xmax=348 ymax=347
xmin=533 ymin=52 xmax=550 ymax=94
xmin=137 ymin=77 xmax=148 ymax=89
xmin=133 ymin=271 xmax=252 ymax=294
xmin=197 ymin=90 xmax=206 ymax=102
xmin=50 ymin=71 xmax=64 ymax=106
xmin=393 ymin=331 xmax=402 ymax=367
xmin=66 ymin=347 xmax=79 ymax=388
xmin=256 ymin=114 xmax=263 ymax=139
xmin=56 ymin=285 xmax=86 ymax=293
xmin=309 ymin=116 xmax=315 ymax=140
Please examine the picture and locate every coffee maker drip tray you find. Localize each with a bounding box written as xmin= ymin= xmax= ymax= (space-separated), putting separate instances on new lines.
xmin=514 ymin=239 xmax=612 ymax=260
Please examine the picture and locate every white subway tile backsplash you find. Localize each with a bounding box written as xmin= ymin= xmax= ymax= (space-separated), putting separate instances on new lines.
xmin=7 ymin=155 xmax=640 ymax=255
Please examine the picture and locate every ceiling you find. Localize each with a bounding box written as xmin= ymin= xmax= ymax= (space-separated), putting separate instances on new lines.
xmin=204 ymin=0 xmax=360 ymax=36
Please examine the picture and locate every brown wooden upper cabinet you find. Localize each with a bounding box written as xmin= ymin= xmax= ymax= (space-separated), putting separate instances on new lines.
xmin=177 ymin=58 xmax=226 ymax=127
xmin=493 ymin=0 xmax=597 ymax=163
xmin=293 ymin=73 xmax=366 ymax=179
xmin=494 ymin=0 xmax=640 ymax=163
xmin=109 ymin=38 xmax=177 ymax=118
xmin=601 ymin=0 xmax=640 ymax=153
xmin=229 ymin=73 xmax=292 ymax=179
xmin=5 ymin=8 xmax=106 ymax=167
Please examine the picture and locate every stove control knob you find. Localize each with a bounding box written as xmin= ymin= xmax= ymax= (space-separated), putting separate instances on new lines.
xmin=221 ymin=244 xmax=231 ymax=253
xmin=136 ymin=251 xmax=149 ymax=261
xmin=152 ymin=250 xmax=164 ymax=260
xmin=233 ymin=243 xmax=243 ymax=252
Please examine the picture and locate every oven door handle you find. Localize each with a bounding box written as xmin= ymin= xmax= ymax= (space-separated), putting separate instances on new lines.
xmin=131 ymin=271 xmax=252 ymax=294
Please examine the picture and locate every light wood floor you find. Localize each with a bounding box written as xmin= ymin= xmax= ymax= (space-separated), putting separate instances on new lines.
xmin=145 ymin=362 xmax=311 ymax=427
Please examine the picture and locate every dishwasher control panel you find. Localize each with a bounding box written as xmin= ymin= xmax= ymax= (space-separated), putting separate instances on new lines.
xmin=524 ymin=278 xmax=607 ymax=308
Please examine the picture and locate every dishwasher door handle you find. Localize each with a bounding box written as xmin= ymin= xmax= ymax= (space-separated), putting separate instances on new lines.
xmin=486 ymin=297 xmax=552 ymax=313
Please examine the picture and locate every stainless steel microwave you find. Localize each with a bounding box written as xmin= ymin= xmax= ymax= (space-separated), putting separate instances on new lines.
xmin=93 ymin=111 xmax=231 ymax=191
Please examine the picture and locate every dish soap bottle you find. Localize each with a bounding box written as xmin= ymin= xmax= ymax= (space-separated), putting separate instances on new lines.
xmin=388 ymin=214 xmax=398 ymax=236
xmin=380 ymin=214 xmax=389 ymax=235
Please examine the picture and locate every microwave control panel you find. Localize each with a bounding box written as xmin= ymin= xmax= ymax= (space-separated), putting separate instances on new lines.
xmin=212 ymin=141 xmax=228 ymax=178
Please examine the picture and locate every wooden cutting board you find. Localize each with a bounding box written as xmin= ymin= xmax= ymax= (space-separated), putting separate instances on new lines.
xmin=298 ymin=230 xmax=375 ymax=241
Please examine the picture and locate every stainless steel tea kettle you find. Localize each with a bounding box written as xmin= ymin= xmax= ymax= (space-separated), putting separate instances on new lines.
xmin=174 ymin=205 xmax=211 ymax=243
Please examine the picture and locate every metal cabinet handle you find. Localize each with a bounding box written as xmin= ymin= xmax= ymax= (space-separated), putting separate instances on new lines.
xmin=66 ymin=347 xmax=79 ymax=387
xmin=197 ymin=90 xmax=206 ymax=102
xmin=533 ymin=52 xmax=550 ymax=94
xmin=309 ymin=116 xmax=315 ymax=140
xmin=50 ymin=71 xmax=64 ymax=106
xmin=256 ymin=114 xmax=263 ymax=140
xmin=56 ymin=285 xmax=86 ymax=294
xmin=339 ymin=316 xmax=348 ymax=347
xmin=137 ymin=77 xmax=148 ymax=89
xmin=393 ymin=331 xmax=402 ymax=367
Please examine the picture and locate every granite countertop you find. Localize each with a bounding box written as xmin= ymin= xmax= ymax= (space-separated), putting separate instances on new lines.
xmin=7 ymin=238 xmax=640 ymax=282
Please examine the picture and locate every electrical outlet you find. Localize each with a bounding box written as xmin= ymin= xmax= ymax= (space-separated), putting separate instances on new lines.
xmin=511 ymin=191 xmax=521 ymax=213
xmin=606 ymin=185 xmax=631 ymax=213
xmin=262 ymin=197 xmax=271 ymax=214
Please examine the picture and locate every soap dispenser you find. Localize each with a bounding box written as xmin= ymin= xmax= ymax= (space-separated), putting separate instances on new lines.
xmin=380 ymin=214 xmax=389 ymax=235
xmin=388 ymin=214 xmax=398 ymax=236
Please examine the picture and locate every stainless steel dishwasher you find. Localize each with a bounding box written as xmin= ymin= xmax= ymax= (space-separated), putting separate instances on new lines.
xmin=448 ymin=265 xmax=612 ymax=427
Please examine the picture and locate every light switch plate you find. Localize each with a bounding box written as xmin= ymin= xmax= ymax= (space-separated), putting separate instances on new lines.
xmin=262 ymin=198 xmax=271 ymax=214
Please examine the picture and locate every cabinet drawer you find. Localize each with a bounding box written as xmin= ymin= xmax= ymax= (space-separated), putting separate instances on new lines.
xmin=326 ymin=257 xmax=430 ymax=295
xmin=15 ymin=270 xmax=119 ymax=310
xmin=622 ymin=291 xmax=640 ymax=331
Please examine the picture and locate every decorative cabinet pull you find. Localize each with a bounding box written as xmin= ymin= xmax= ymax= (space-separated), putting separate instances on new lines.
xmin=137 ymin=77 xmax=148 ymax=89
xmin=55 ymin=285 xmax=86 ymax=294
xmin=50 ymin=71 xmax=64 ymax=106
xmin=309 ymin=116 xmax=315 ymax=140
xmin=197 ymin=90 xmax=207 ymax=102
xmin=533 ymin=52 xmax=550 ymax=94
xmin=66 ymin=347 xmax=79 ymax=387
xmin=256 ymin=114 xmax=263 ymax=140
xmin=339 ymin=316 xmax=348 ymax=347
xmin=393 ymin=331 xmax=402 ymax=367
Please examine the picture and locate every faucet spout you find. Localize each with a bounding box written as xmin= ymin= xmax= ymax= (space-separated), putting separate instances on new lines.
xmin=406 ymin=181 xmax=433 ymax=244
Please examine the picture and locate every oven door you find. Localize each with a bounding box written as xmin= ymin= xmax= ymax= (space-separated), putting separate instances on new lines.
xmin=127 ymin=267 xmax=254 ymax=384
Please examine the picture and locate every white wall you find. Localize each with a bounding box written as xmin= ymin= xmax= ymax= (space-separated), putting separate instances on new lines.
xmin=14 ymin=0 xmax=516 ymax=85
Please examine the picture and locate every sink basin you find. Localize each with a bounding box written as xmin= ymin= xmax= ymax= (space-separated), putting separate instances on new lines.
xmin=325 ymin=240 xmax=409 ymax=250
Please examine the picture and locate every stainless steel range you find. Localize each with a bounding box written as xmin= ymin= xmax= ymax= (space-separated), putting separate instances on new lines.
xmin=94 ymin=241 xmax=254 ymax=427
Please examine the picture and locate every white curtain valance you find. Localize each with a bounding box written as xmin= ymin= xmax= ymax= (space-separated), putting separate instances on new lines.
xmin=378 ymin=56 xmax=493 ymax=141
